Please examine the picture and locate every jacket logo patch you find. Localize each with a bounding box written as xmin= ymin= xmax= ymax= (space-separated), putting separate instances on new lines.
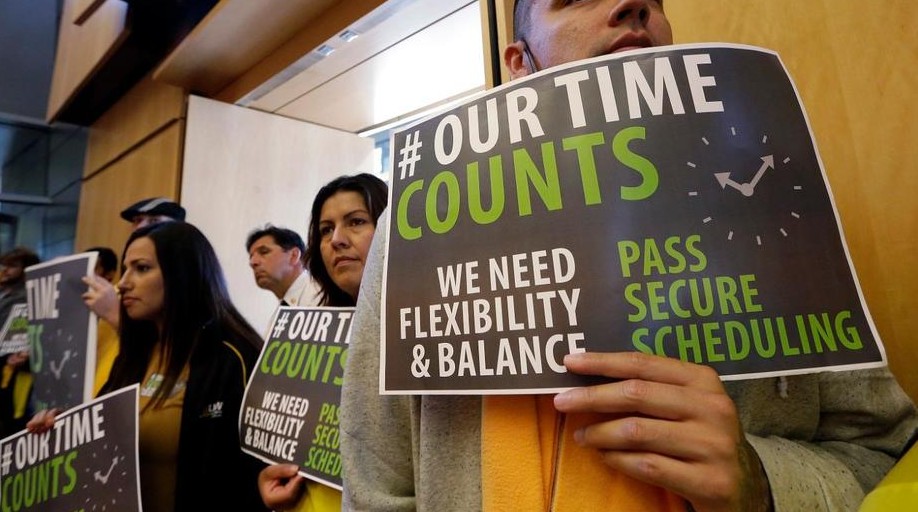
xmin=201 ymin=401 xmax=224 ymax=419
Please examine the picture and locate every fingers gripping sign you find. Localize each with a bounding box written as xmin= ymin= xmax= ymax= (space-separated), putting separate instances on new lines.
xmin=554 ymin=352 xmax=773 ymax=512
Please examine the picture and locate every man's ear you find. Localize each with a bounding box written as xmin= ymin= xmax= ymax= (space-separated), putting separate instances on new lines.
xmin=288 ymin=247 xmax=302 ymax=266
xmin=504 ymin=41 xmax=530 ymax=79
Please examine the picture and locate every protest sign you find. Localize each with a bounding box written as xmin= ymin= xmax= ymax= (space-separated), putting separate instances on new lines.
xmin=0 ymin=385 xmax=140 ymax=512
xmin=382 ymin=44 xmax=885 ymax=394
xmin=25 ymin=253 xmax=98 ymax=410
xmin=240 ymin=306 xmax=353 ymax=490
xmin=0 ymin=305 xmax=29 ymax=357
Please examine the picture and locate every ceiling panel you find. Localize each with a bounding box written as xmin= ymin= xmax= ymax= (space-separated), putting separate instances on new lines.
xmin=272 ymin=1 xmax=484 ymax=133
xmin=155 ymin=0 xmax=339 ymax=95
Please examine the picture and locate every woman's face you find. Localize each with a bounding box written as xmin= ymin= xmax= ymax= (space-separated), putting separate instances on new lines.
xmin=319 ymin=190 xmax=376 ymax=299
xmin=118 ymin=237 xmax=165 ymax=325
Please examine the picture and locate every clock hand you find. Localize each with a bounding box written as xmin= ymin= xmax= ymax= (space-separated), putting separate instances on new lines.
xmin=715 ymin=172 xmax=745 ymax=193
xmin=746 ymin=155 xmax=775 ymax=192
xmin=715 ymin=155 xmax=776 ymax=197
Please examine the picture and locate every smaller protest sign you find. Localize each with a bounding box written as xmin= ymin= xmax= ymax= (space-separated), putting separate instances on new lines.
xmin=0 ymin=385 xmax=141 ymax=512
xmin=0 ymin=305 xmax=29 ymax=356
xmin=26 ymin=253 xmax=98 ymax=410
xmin=240 ymin=306 xmax=353 ymax=491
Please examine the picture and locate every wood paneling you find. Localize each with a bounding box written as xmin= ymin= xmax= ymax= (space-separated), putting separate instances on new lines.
xmin=84 ymin=77 xmax=186 ymax=175
xmin=47 ymin=0 xmax=128 ymax=122
xmin=72 ymin=0 xmax=106 ymax=25
xmin=75 ymin=122 xmax=184 ymax=256
xmin=154 ymin=0 xmax=339 ymax=96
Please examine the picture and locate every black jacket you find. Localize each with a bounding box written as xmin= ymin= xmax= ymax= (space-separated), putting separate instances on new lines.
xmin=174 ymin=329 xmax=267 ymax=512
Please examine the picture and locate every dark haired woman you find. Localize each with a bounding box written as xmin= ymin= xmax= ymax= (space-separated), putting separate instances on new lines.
xmin=32 ymin=222 xmax=268 ymax=512
xmin=258 ymin=173 xmax=388 ymax=511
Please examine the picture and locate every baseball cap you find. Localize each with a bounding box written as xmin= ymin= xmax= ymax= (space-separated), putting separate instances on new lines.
xmin=119 ymin=197 xmax=186 ymax=222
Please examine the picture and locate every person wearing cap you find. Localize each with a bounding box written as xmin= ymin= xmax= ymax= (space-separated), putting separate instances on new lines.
xmin=119 ymin=197 xmax=186 ymax=231
xmin=339 ymin=2 xmax=918 ymax=511
xmin=84 ymin=197 xmax=186 ymax=329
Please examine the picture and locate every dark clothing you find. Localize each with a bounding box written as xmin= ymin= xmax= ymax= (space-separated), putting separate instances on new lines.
xmin=105 ymin=326 xmax=267 ymax=512
xmin=174 ymin=329 xmax=267 ymax=512
xmin=0 ymin=285 xmax=30 ymax=437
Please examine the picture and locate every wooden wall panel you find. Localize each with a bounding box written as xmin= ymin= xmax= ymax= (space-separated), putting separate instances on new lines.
xmin=84 ymin=77 xmax=186 ymax=176
xmin=72 ymin=0 xmax=106 ymax=25
xmin=47 ymin=0 xmax=128 ymax=121
xmin=74 ymin=122 xmax=184 ymax=257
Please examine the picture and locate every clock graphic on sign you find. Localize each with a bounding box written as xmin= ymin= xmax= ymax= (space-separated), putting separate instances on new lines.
xmin=686 ymin=126 xmax=804 ymax=246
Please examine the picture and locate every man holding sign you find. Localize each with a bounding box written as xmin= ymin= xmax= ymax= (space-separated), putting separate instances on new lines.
xmin=340 ymin=1 xmax=918 ymax=511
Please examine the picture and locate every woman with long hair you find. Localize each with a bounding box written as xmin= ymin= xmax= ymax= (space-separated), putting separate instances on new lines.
xmin=259 ymin=172 xmax=388 ymax=511
xmin=32 ymin=222 xmax=268 ymax=512
xmin=305 ymin=173 xmax=389 ymax=307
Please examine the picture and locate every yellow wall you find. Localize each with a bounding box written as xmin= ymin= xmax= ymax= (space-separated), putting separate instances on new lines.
xmin=665 ymin=0 xmax=918 ymax=401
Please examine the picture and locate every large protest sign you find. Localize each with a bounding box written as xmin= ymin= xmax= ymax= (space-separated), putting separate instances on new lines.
xmin=0 ymin=385 xmax=141 ymax=512
xmin=240 ymin=306 xmax=353 ymax=490
xmin=0 ymin=305 xmax=29 ymax=357
xmin=382 ymin=44 xmax=885 ymax=394
xmin=25 ymin=253 xmax=98 ymax=410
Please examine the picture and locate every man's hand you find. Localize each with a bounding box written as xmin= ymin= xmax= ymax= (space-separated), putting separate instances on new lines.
xmin=26 ymin=408 xmax=61 ymax=434
xmin=554 ymin=352 xmax=772 ymax=512
xmin=258 ymin=463 xmax=305 ymax=510
xmin=82 ymin=275 xmax=119 ymax=328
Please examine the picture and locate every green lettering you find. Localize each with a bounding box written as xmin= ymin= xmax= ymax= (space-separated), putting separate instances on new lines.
xmin=513 ymin=142 xmax=562 ymax=215
xmin=617 ymin=240 xmax=640 ymax=278
xmin=613 ymin=126 xmax=658 ymax=200
xmin=725 ymin=321 xmax=751 ymax=360
xmin=642 ymin=238 xmax=666 ymax=276
xmin=703 ymin=322 xmax=725 ymax=362
xmin=562 ymin=132 xmax=605 ymax=205
xmin=715 ymin=276 xmax=741 ymax=314
xmin=259 ymin=341 xmax=277 ymax=374
xmin=836 ymin=311 xmax=863 ymax=349
xmin=668 ymin=280 xmax=691 ymax=319
xmin=397 ymin=179 xmax=424 ymax=241
xmin=426 ymin=172 xmax=460 ymax=234
xmin=677 ymin=324 xmax=702 ymax=363
xmin=646 ymin=281 xmax=668 ymax=321
xmin=271 ymin=342 xmax=291 ymax=376
xmin=62 ymin=451 xmax=77 ymax=494
xmin=751 ymin=319 xmax=777 ymax=358
xmin=739 ymin=275 xmax=762 ymax=313
xmin=685 ymin=234 xmax=707 ymax=272
xmin=631 ymin=328 xmax=653 ymax=354
xmin=664 ymin=236 xmax=687 ymax=273
xmin=467 ymin=157 xmax=506 ymax=225
xmin=624 ymin=283 xmax=647 ymax=322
